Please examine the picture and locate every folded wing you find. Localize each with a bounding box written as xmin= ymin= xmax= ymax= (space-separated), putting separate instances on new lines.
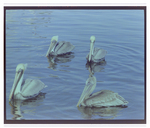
xmin=84 ymin=90 xmax=128 ymax=107
xmin=55 ymin=41 xmax=75 ymax=55
xmin=21 ymin=79 xmax=46 ymax=98
xmin=93 ymin=48 xmax=107 ymax=60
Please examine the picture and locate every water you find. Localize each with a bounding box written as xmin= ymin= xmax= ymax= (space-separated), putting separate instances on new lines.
xmin=5 ymin=9 xmax=145 ymax=120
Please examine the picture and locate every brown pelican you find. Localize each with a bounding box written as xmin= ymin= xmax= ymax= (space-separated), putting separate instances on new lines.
xmin=46 ymin=36 xmax=75 ymax=57
xmin=76 ymin=74 xmax=128 ymax=107
xmin=9 ymin=63 xmax=46 ymax=101
xmin=86 ymin=36 xmax=107 ymax=63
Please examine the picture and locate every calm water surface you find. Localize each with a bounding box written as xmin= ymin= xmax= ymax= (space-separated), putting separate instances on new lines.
xmin=6 ymin=9 xmax=145 ymax=120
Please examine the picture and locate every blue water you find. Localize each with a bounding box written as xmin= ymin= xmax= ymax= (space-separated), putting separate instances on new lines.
xmin=6 ymin=9 xmax=145 ymax=120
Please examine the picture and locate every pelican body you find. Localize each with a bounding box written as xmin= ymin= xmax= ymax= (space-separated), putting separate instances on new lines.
xmin=80 ymin=90 xmax=128 ymax=107
xmin=46 ymin=36 xmax=75 ymax=57
xmin=9 ymin=63 xmax=46 ymax=101
xmin=77 ymin=75 xmax=128 ymax=107
xmin=86 ymin=36 xmax=107 ymax=63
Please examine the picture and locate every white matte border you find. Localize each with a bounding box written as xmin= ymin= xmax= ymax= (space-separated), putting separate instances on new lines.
xmin=2 ymin=1 xmax=149 ymax=128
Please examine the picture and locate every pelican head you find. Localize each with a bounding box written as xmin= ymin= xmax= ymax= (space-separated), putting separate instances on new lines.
xmin=89 ymin=36 xmax=95 ymax=62
xmin=77 ymin=74 xmax=96 ymax=107
xmin=46 ymin=36 xmax=58 ymax=57
xmin=9 ymin=63 xmax=27 ymax=101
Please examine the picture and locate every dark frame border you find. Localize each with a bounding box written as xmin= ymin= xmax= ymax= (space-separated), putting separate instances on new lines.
xmin=4 ymin=6 xmax=146 ymax=124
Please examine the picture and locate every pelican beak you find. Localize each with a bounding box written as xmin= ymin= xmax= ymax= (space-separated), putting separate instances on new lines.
xmin=9 ymin=69 xmax=23 ymax=101
xmin=46 ymin=46 xmax=51 ymax=57
xmin=89 ymin=41 xmax=94 ymax=62
xmin=46 ymin=41 xmax=57 ymax=57
xmin=76 ymin=84 xmax=91 ymax=107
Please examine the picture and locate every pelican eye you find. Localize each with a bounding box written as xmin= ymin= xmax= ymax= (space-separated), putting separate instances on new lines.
xmin=17 ymin=68 xmax=23 ymax=73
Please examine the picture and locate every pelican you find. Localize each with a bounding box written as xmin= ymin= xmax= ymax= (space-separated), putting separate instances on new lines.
xmin=9 ymin=63 xmax=46 ymax=101
xmin=77 ymin=74 xmax=128 ymax=107
xmin=46 ymin=36 xmax=75 ymax=57
xmin=86 ymin=36 xmax=107 ymax=63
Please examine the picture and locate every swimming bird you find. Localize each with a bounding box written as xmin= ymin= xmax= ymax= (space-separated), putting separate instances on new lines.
xmin=76 ymin=74 xmax=128 ymax=107
xmin=46 ymin=36 xmax=75 ymax=57
xmin=86 ymin=36 xmax=107 ymax=63
xmin=9 ymin=63 xmax=46 ymax=101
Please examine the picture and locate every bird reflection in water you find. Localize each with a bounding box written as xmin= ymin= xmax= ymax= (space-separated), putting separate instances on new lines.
xmin=77 ymin=61 xmax=128 ymax=119
xmin=85 ymin=60 xmax=107 ymax=74
xmin=9 ymin=92 xmax=46 ymax=120
xmin=47 ymin=52 xmax=75 ymax=70
xmin=77 ymin=105 xmax=126 ymax=120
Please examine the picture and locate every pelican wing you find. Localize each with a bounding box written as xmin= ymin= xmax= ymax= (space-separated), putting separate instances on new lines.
xmin=93 ymin=48 xmax=107 ymax=60
xmin=55 ymin=41 xmax=75 ymax=55
xmin=84 ymin=90 xmax=128 ymax=107
xmin=21 ymin=79 xmax=46 ymax=97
